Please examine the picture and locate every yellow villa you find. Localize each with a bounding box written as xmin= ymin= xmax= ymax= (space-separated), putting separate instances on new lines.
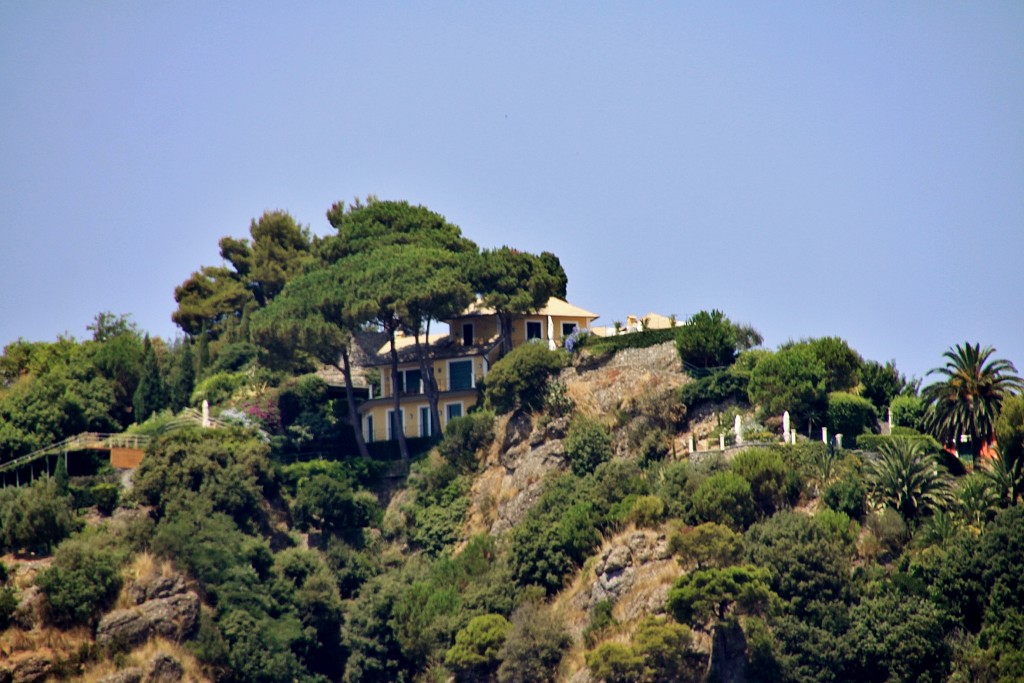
xmin=357 ymin=297 xmax=598 ymax=442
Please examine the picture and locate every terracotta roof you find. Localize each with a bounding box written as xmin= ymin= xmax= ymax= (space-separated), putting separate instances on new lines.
xmin=451 ymin=297 xmax=599 ymax=320
xmin=360 ymin=331 xmax=496 ymax=366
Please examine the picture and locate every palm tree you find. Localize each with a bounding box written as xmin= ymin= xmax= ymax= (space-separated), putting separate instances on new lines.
xmin=981 ymin=445 xmax=1024 ymax=507
xmin=921 ymin=342 xmax=1024 ymax=456
xmin=864 ymin=437 xmax=953 ymax=522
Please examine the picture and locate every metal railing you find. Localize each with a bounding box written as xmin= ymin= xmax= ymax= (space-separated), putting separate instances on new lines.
xmin=0 ymin=432 xmax=152 ymax=475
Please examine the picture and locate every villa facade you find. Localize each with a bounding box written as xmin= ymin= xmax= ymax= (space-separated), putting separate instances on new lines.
xmin=357 ymin=297 xmax=598 ymax=442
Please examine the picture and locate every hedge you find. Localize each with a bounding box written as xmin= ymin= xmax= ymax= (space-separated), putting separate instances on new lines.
xmin=580 ymin=328 xmax=677 ymax=354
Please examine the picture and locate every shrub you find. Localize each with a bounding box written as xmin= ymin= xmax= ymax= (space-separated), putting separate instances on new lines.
xmin=438 ymin=411 xmax=495 ymax=472
xmin=692 ymin=472 xmax=756 ymax=531
xmin=732 ymin=448 xmax=797 ymax=518
xmin=628 ymin=495 xmax=666 ymax=528
xmin=293 ymin=475 xmax=381 ymax=538
xmin=823 ymin=476 xmax=867 ymax=520
xmin=583 ymin=599 xmax=617 ymax=647
xmin=890 ymin=396 xmax=925 ymax=430
xmin=564 ymin=416 xmax=613 ymax=477
xmin=826 ymin=392 xmax=878 ymax=443
xmin=445 ymin=614 xmax=512 ymax=678
xmin=0 ymin=478 xmax=77 ymax=554
xmin=38 ymin=532 xmax=126 ymax=626
xmin=484 ymin=344 xmax=565 ymax=414
xmin=543 ymin=380 xmax=575 ymax=418
xmin=668 ymin=522 xmax=743 ymax=571
xmin=866 ymin=508 xmax=909 ymax=555
xmin=639 ymin=429 xmax=671 ymax=464
xmin=582 ymin=328 xmax=676 ymax=354
xmin=0 ymin=585 xmax=16 ymax=629
xmin=748 ymin=346 xmax=827 ymax=428
xmin=675 ymin=310 xmax=738 ymax=370
xmin=633 ymin=617 xmax=701 ymax=683
xmin=91 ymin=483 xmax=120 ymax=516
xmin=497 ymin=601 xmax=571 ymax=683
xmin=586 ymin=643 xmax=645 ymax=683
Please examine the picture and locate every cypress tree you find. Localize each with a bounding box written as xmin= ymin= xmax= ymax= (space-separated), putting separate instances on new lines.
xmin=169 ymin=339 xmax=195 ymax=410
xmin=133 ymin=335 xmax=167 ymax=422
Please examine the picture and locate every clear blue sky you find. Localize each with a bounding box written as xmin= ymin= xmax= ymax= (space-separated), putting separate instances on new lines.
xmin=2 ymin=2 xmax=1022 ymax=382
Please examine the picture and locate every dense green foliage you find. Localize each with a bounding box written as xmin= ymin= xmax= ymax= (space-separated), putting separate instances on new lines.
xmin=564 ymin=415 xmax=613 ymax=476
xmin=748 ymin=345 xmax=827 ymax=428
xmin=675 ymin=309 xmax=738 ymax=370
xmin=2 ymin=198 xmax=1022 ymax=683
xmin=484 ymin=343 xmax=565 ymax=414
xmin=0 ymin=477 xmax=77 ymax=553
xmin=581 ymin=327 xmax=677 ymax=354
xmin=922 ymin=342 xmax=1023 ymax=454
xmin=826 ymin=391 xmax=877 ymax=443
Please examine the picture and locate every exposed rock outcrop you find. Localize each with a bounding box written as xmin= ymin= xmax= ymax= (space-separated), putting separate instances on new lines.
xmin=575 ymin=531 xmax=675 ymax=621
xmin=99 ymin=669 xmax=144 ymax=683
xmin=96 ymin=592 xmax=200 ymax=649
xmin=5 ymin=656 xmax=52 ymax=683
xmin=145 ymin=654 xmax=185 ymax=683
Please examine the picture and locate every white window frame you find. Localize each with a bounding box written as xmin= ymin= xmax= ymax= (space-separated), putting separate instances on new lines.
xmin=386 ymin=409 xmax=405 ymax=440
xmin=395 ymin=368 xmax=423 ymax=396
xmin=525 ymin=318 xmax=544 ymax=341
xmin=447 ymin=358 xmax=475 ymax=391
xmin=561 ymin=321 xmax=580 ymax=338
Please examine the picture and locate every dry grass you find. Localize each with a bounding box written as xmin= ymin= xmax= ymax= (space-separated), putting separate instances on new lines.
xmin=114 ymin=551 xmax=176 ymax=609
xmin=72 ymin=637 xmax=211 ymax=683
xmin=0 ymin=624 xmax=92 ymax=661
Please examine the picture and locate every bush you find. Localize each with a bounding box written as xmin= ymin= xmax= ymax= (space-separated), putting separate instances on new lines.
xmin=37 ymin=532 xmax=126 ymax=626
xmin=583 ymin=599 xmax=617 ymax=647
xmin=748 ymin=346 xmax=828 ymax=427
xmin=293 ymin=475 xmax=380 ymax=538
xmin=0 ymin=478 xmax=77 ymax=554
xmin=628 ymin=495 xmax=666 ymax=528
xmin=823 ymin=477 xmax=867 ymax=520
xmin=564 ymin=416 xmax=613 ymax=477
xmin=826 ymin=392 xmax=878 ymax=443
xmin=445 ymin=613 xmax=512 ymax=679
xmin=890 ymin=395 xmax=924 ymax=431
xmin=692 ymin=472 xmax=756 ymax=531
xmin=586 ymin=642 xmax=645 ymax=683
xmin=0 ymin=585 xmax=16 ymax=629
xmin=679 ymin=370 xmax=749 ymax=412
xmin=91 ymin=483 xmax=120 ymax=516
xmin=866 ymin=508 xmax=909 ymax=555
xmin=484 ymin=344 xmax=565 ymax=414
xmin=676 ymin=309 xmax=738 ymax=370
xmin=497 ymin=601 xmax=571 ymax=683
xmin=581 ymin=328 xmax=677 ymax=354
xmin=438 ymin=411 xmax=495 ymax=472
xmin=732 ymin=448 xmax=797 ymax=518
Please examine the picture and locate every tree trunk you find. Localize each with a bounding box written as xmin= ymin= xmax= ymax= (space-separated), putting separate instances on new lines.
xmin=388 ymin=333 xmax=410 ymax=460
xmin=498 ymin=312 xmax=513 ymax=358
xmin=413 ymin=322 xmax=443 ymax=440
xmin=334 ymin=346 xmax=369 ymax=460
